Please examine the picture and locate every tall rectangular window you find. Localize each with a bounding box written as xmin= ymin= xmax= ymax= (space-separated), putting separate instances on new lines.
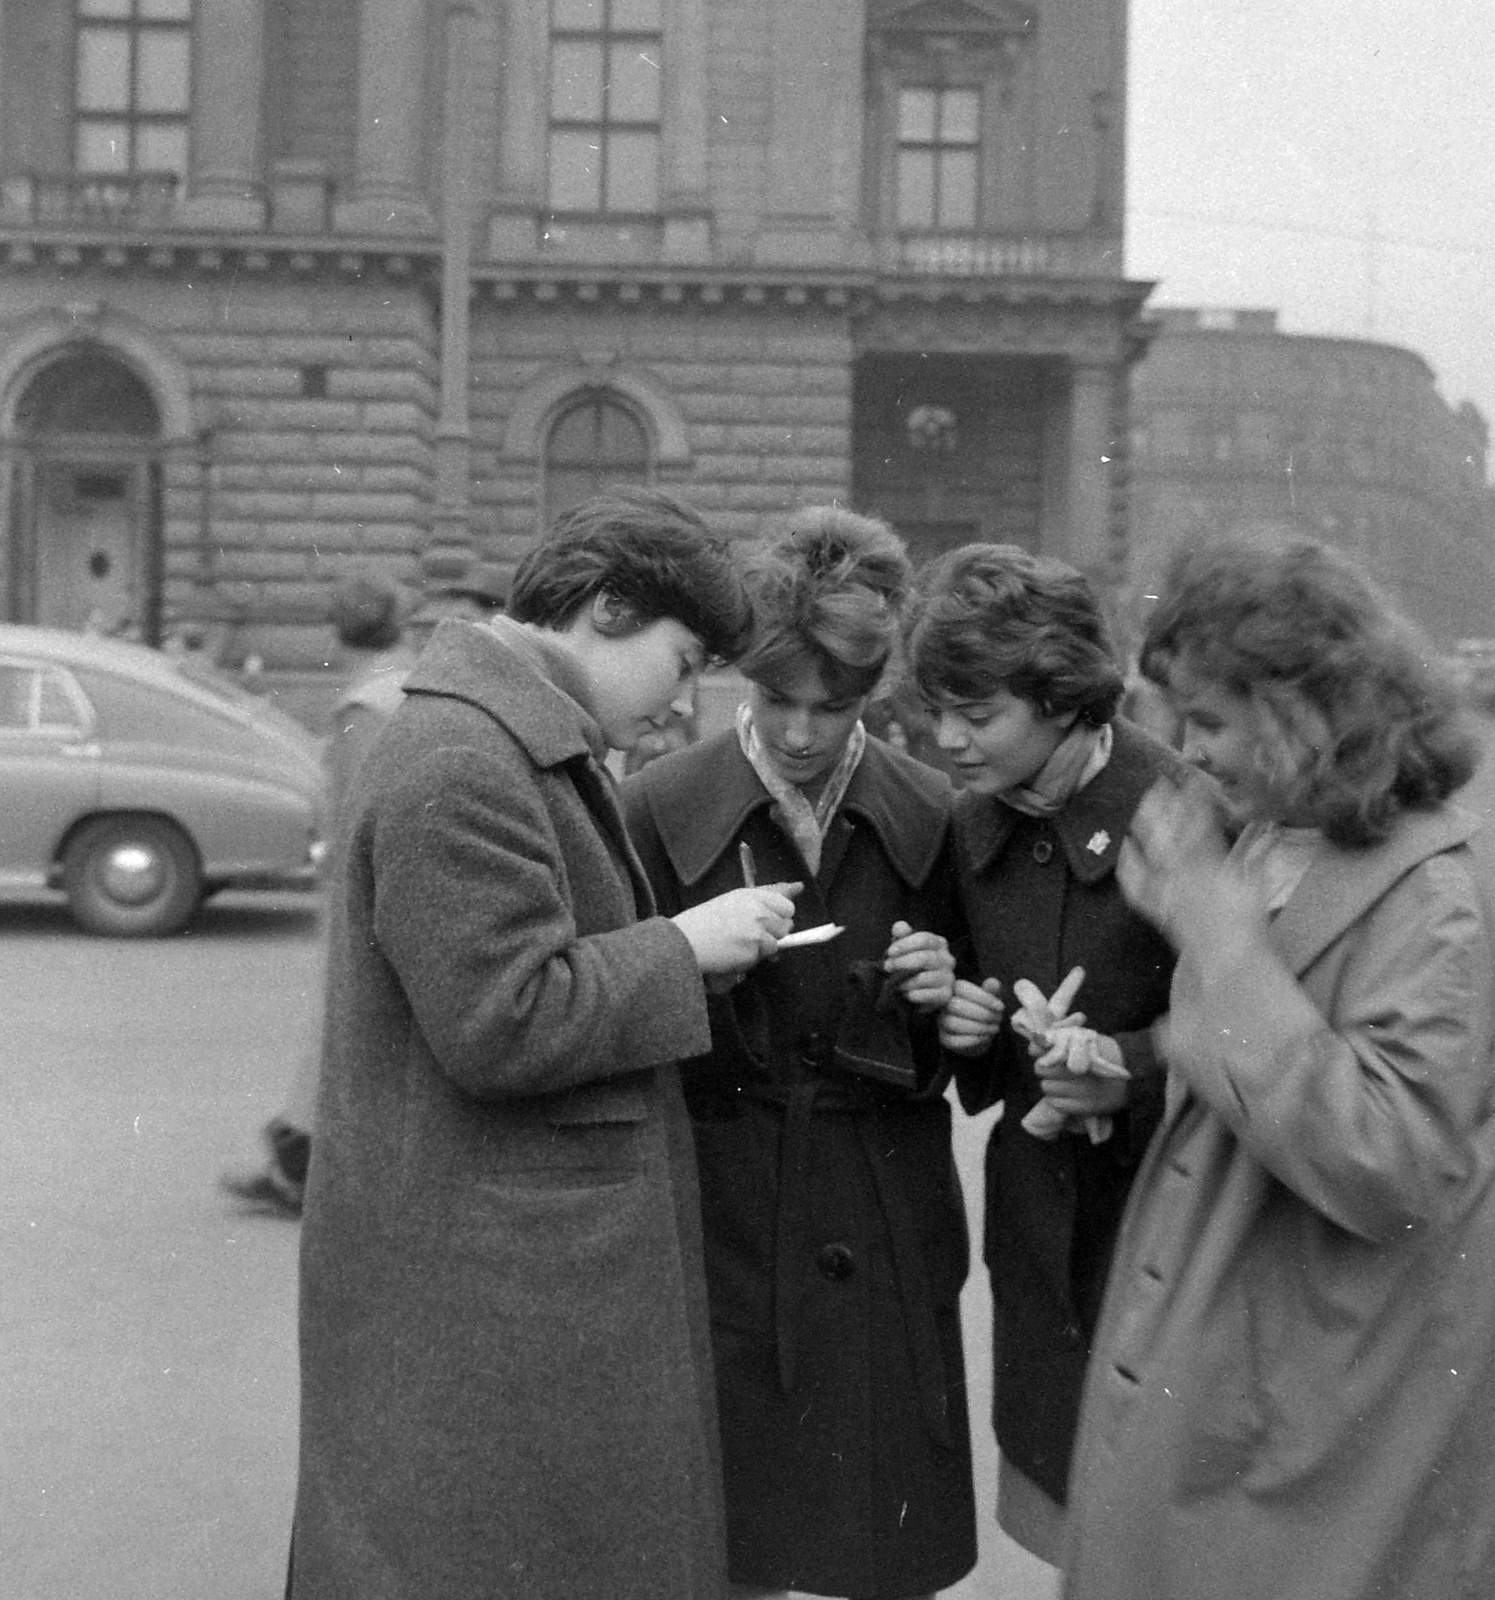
xmin=896 ymin=87 xmax=979 ymax=231
xmin=548 ymin=0 xmax=662 ymax=215
xmin=75 ymin=0 xmax=192 ymax=180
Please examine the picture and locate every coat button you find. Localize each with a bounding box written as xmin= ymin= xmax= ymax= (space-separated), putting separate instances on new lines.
xmin=1032 ymin=838 xmax=1054 ymax=864
xmin=816 ymin=1243 xmax=856 ymax=1281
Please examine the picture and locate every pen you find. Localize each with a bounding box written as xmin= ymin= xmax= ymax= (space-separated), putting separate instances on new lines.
xmin=739 ymin=841 xmax=757 ymax=887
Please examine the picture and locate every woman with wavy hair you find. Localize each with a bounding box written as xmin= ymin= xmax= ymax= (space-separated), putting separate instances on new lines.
xmin=1062 ymin=531 xmax=1495 ymax=1600
xmin=622 ymin=506 xmax=976 ymax=1600
xmin=903 ymin=542 xmax=1181 ymax=1567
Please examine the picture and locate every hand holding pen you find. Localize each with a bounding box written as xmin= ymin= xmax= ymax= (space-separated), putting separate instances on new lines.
xmin=670 ymin=841 xmax=802 ymax=978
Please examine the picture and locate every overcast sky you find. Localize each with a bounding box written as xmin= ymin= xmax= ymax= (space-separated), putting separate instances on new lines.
xmin=1126 ymin=0 xmax=1495 ymax=468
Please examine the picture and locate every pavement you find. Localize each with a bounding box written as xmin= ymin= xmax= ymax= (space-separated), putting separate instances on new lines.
xmin=1 ymin=889 xmax=1057 ymax=1600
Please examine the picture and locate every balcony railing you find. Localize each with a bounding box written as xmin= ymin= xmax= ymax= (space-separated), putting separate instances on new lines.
xmin=2 ymin=171 xmax=180 ymax=228
xmin=883 ymin=232 xmax=1124 ymax=280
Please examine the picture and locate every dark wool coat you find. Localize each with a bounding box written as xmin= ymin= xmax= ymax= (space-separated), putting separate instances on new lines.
xmin=952 ymin=719 xmax=1180 ymax=1504
xmin=622 ymin=730 xmax=977 ymax=1600
xmin=290 ymin=619 xmax=725 ymax=1600
xmin=1064 ymin=806 xmax=1495 ymax=1600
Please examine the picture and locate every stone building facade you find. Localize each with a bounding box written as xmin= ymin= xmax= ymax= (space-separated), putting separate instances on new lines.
xmin=0 ymin=0 xmax=1152 ymax=721
xmin=1128 ymin=307 xmax=1495 ymax=646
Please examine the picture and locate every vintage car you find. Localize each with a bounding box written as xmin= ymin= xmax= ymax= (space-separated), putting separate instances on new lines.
xmin=0 ymin=625 xmax=325 ymax=936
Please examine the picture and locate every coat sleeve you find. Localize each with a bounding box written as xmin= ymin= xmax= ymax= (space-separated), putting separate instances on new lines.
xmin=1164 ymin=849 xmax=1494 ymax=1241
xmin=368 ymin=742 xmax=711 ymax=1100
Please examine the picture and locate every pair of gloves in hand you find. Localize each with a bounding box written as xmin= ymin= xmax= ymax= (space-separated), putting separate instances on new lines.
xmin=942 ymin=965 xmax=1129 ymax=1144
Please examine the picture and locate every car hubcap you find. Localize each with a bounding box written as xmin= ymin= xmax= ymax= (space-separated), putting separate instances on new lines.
xmin=100 ymin=844 xmax=165 ymax=905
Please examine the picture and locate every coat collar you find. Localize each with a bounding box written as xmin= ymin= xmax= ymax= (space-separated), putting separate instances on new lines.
xmin=401 ymin=616 xmax=603 ymax=768
xmin=956 ymin=718 xmax=1183 ymax=884
xmin=632 ymin=728 xmax=952 ymax=889
xmin=1271 ymin=803 xmax=1481 ymax=976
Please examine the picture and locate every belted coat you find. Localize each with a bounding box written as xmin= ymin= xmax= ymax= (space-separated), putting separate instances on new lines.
xmin=951 ymin=718 xmax=1179 ymax=1508
xmin=290 ymin=619 xmax=725 ymax=1600
xmin=1063 ymin=804 xmax=1495 ymax=1600
xmin=621 ymin=729 xmax=977 ymax=1600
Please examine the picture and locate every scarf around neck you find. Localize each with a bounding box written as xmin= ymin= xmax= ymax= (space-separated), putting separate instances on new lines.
xmin=999 ymin=720 xmax=1114 ymax=818
xmin=736 ymin=702 xmax=866 ymax=875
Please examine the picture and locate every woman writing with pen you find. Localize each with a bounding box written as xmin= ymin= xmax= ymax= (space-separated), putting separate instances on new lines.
xmin=621 ymin=507 xmax=976 ymax=1600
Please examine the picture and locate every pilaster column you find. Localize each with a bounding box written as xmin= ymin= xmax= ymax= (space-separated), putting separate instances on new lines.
xmin=659 ymin=0 xmax=709 ymax=260
xmin=180 ymin=0 xmax=266 ymax=227
xmin=335 ymin=0 xmax=435 ymax=234
xmin=488 ymin=0 xmax=547 ymax=256
xmin=1060 ymin=360 xmax=1117 ymax=588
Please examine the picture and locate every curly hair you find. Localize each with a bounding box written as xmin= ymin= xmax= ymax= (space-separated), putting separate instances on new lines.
xmin=903 ymin=543 xmax=1124 ymax=726
xmin=508 ymin=486 xmax=751 ymax=663
xmin=735 ymin=505 xmax=911 ymax=700
xmin=1141 ymin=530 xmax=1478 ymax=847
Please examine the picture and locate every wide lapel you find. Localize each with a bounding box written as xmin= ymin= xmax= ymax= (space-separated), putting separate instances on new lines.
xmin=1270 ymin=805 xmax=1478 ymax=977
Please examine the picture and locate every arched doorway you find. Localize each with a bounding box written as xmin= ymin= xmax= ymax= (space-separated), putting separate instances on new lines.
xmin=6 ymin=346 xmax=165 ymax=640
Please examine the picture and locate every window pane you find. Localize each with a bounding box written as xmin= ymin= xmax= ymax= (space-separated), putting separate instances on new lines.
xmin=551 ymin=405 xmax=598 ymax=462
xmin=139 ymin=0 xmax=193 ymax=17
xmin=611 ymin=0 xmax=661 ymax=28
xmin=940 ymin=89 xmax=980 ymax=144
xmin=0 ymin=666 xmax=35 ymax=729
xmin=80 ymin=0 xmax=131 ymax=17
xmin=551 ymin=39 xmax=604 ymax=120
xmin=606 ymin=129 xmax=658 ymax=211
xmin=938 ymin=149 xmax=978 ymax=227
xmin=608 ymin=43 xmax=660 ymax=123
xmin=596 ymin=400 xmax=647 ymax=463
xmin=136 ymin=32 xmax=190 ymax=113
xmin=76 ymin=121 xmax=131 ymax=171
xmin=37 ymin=672 xmax=82 ymax=733
xmin=136 ymin=121 xmax=188 ymax=176
xmin=553 ymin=0 xmax=603 ymax=28
xmin=77 ymin=30 xmax=131 ymax=112
xmin=548 ymin=130 xmax=601 ymax=210
xmin=897 ymin=150 xmax=934 ymax=230
xmin=899 ymin=89 xmax=936 ymax=144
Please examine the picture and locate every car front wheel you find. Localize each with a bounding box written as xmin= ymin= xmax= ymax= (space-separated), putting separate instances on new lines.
xmin=62 ymin=815 xmax=203 ymax=937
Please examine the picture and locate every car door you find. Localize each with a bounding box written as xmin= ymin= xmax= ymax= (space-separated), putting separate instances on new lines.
xmin=0 ymin=657 xmax=101 ymax=888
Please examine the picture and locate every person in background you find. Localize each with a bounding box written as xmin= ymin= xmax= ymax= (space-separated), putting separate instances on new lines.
xmin=289 ymin=488 xmax=800 ymax=1600
xmin=621 ymin=506 xmax=976 ymax=1600
xmin=221 ymin=564 xmax=508 ymax=1216
xmin=1064 ymin=533 xmax=1495 ymax=1600
xmin=901 ymin=543 xmax=1179 ymax=1566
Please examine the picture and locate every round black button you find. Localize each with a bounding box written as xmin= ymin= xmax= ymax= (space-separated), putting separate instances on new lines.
xmin=816 ymin=1243 xmax=856 ymax=1281
xmin=1032 ymin=839 xmax=1054 ymax=864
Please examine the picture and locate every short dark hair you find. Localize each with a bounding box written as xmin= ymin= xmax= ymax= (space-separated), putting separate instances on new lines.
xmin=736 ymin=505 xmax=910 ymax=700
xmin=507 ymin=486 xmax=751 ymax=662
xmin=904 ymin=543 xmax=1124 ymax=726
xmin=1142 ymin=529 xmax=1478 ymax=847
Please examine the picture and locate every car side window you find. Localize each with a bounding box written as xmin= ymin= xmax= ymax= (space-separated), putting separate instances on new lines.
xmin=0 ymin=661 xmax=90 ymax=737
xmin=0 ymin=664 xmax=30 ymax=729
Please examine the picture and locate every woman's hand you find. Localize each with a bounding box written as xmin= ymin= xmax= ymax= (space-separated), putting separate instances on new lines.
xmin=938 ymin=977 xmax=1005 ymax=1055
xmin=1033 ymin=1031 xmax=1129 ymax=1120
xmin=1119 ymin=775 xmax=1266 ymax=958
xmin=883 ymin=921 xmax=956 ymax=1012
xmin=672 ymin=883 xmax=801 ymax=977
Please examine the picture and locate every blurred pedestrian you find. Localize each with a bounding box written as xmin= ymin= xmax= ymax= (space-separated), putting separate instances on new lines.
xmin=903 ymin=544 xmax=1179 ymax=1564
xmin=1064 ymin=533 xmax=1495 ymax=1600
xmin=621 ymin=506 xmax=976 ymax=1600
xmin=289 ymin=488 xmax=800 ymax=1600
xmin=221 ymin=565 xmax=509 ymax=1216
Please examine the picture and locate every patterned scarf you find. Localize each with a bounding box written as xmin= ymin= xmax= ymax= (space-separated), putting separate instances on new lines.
xmin=736 ymin=702 xmax=866 ymax=876
xmin=999 ymin=721 xmax=1114 ymax=818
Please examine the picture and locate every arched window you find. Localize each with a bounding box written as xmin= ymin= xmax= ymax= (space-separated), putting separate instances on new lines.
xmin=544 ymin=392 xmax=651 ymax=522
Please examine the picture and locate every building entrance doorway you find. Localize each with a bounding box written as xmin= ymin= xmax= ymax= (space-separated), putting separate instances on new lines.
xmin=5 ymin=347 xmax=164 ymax=640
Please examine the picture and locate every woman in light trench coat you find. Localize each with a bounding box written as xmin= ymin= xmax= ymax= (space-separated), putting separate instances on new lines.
xmin=288 ymin=490 xmax=800 ymax=1600
xmin=1062 ymin=532 xmax=1495 ymax=1600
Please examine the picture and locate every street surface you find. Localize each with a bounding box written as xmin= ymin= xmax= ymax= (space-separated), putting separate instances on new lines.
xmin=0 ymin=889 xmax=1056 ymax=1599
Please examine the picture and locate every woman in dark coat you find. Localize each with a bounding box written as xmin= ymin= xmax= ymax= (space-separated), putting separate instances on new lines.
xmin=621 ymin=508 xmax=976 ymax=1600
xmin=902 ymin=544 xmax=1179 ymax=1565
xmin=290 ymin=489 xmax=800 ymax=1600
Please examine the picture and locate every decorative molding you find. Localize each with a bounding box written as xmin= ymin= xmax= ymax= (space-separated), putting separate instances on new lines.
xmin=0 ymin=305 xmax=197 ymax=442
xmin=501 ymin=363 xmax=691 ymax=467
